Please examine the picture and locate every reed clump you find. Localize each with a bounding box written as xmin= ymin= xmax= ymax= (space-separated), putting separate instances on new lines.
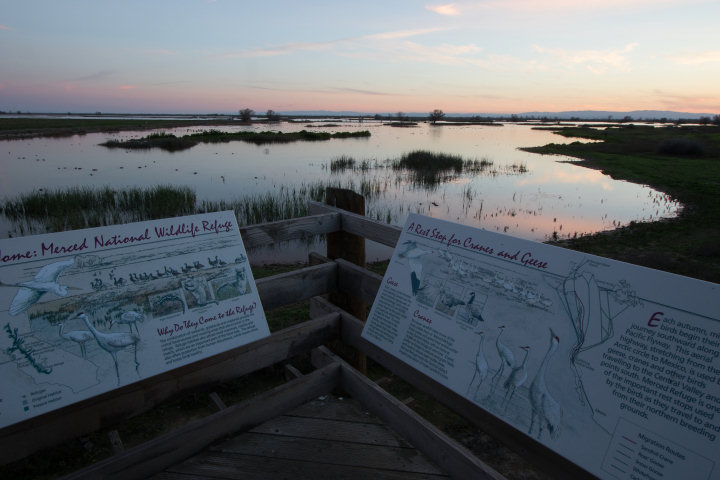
xmin=1 ymin=186 xmax=197 ymax=234
xmin=101 ymin=133 xmax=198 ymax=152
xmin=100 ymin=130 xmax=371 ymax=151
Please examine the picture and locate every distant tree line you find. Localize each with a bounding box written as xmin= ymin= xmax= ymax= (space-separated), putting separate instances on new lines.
xmin=237 ymin=108 xmax=282 ymax=123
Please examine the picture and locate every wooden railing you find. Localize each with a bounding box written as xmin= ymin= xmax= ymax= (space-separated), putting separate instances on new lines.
xmin=0 ymin=200 xmax=589 ymax=479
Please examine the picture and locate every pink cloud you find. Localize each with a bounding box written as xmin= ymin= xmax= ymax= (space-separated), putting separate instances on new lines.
xmin=0 ymin=24 xmax=10 ymax=30
xmin=532 ymin=43 xmax=639 ymax=73
xmin=666 ymin=50 xmax=720 ymax=65
xmin=425 ymin=3 xmax=461 ymax=16
xmin=362 ymin=27 xmax=448 ymax=40
xmin=119 ymin=85 xmax=136 ymax=90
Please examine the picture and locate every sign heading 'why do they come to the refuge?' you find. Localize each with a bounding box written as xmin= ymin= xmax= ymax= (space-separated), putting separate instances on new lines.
xmin=363 ymin=213 xmax=720 ymax=480
xmin=0 ymin=211 xmax=269 ymax=429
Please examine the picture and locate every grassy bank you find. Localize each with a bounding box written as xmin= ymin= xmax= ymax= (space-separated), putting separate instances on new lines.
xmin=523 ymin=124 xmax=720 ymax=282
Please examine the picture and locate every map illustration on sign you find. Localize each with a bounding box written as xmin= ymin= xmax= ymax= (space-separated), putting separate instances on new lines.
xmin=363 ymin=213 xmax=719 ymax=479
xmin=0 ymin=211 xmax=268 ymax=429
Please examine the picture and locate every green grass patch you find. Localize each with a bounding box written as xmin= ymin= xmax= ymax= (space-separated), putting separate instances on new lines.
xmin=522 ymin=124 xmax=720 ymax=282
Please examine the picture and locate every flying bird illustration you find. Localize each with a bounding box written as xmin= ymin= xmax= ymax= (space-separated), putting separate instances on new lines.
xmin=2 ymin=258 xmax=75 ymax=316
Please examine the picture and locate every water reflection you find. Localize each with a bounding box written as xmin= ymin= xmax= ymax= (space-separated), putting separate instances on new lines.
xmin=0 ymin=122 xmax=680 ymax=262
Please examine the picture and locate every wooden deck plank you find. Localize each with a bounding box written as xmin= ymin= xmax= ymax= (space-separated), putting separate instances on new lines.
xmin=250 ymin=414 xmax=409 ymax=447
xmin=152 ymin=395 xmax=451 ymax=480
xmin=213 ymin=432 xmax=444 ymax=474
xmin=286 ymin=395 xmax=383 ymax=424
xmin=158 ymin=452 xmax=449 ymax=480
xmin=58 ymin=363 xmax=341 ymax=480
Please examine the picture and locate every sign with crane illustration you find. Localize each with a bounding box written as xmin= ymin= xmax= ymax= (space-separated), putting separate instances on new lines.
xmin=363 ymin=213 xmax=720 ymax=480
xmin=0 ymin=211 xmax=269 ymax=429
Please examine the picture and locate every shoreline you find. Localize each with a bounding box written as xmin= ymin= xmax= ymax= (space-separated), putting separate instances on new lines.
xmin=525 ymin=124 xmax=720 ymax=283
xmin=2 ymin=119 xmax=718 ymax=282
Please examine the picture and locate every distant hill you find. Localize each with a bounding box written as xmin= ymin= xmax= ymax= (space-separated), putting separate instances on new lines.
xmin=518 ymin=110 xmax=715 ymax=120
xmin=278 ymin=109 xmax=716 ymax=121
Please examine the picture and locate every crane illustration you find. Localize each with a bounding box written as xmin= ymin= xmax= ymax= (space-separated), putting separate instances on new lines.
xmin=74 ymin=311 xmax=140 ymax=384
xmin=110 ymin=310 xmax=144 ymax=337
xmin=502 ymin=345 xmax=530 ymax=412
xmin=58 ymin=323 xmax=94 ymax=358
xmin=2 ymin=258 xmax=75 ymax=316
xmin=491 ymin=325 xmax=515 ymax=385
xmin=466 ymin=331 xmax=488 ymax=401
xmin=528 ymin=328 xmax=562 ymax=440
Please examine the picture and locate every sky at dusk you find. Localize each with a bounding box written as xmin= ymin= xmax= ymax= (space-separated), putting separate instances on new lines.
xmin=1 ymin=0 xmax=719 ymax=115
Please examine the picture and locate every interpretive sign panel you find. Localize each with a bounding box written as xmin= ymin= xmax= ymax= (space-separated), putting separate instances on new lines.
xmin=363 ymin=213 xmax=720 ymax=480
xmin=0 ymin=211 xmax=268 ymax=429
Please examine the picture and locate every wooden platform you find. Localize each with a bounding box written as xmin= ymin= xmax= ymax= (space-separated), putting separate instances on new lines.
xmin=152 ymin=395 xmax=450 ymax=480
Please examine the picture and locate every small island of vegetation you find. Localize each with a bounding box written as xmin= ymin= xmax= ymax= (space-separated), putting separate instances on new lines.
xmin=100 ymin=129 xmax=371 ymax=151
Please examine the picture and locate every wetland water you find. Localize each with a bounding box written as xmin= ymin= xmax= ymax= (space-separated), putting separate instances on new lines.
xmin=0 ymin=121 xmax=679 ymax=262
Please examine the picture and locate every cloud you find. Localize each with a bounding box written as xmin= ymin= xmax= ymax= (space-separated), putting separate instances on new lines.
xmin=665 ymin=50 xmax=720 ymax=65
xmin=334 ymin=87 xmax=395 ymax=96
xmin=652 ymin=90 xmax=720 ymax=112
xmin=146 ymin=49 xmax=177 ymax=56
xmin=426 ymin=0 xmax=710 ymax=16
xmin=425 ymin=3 xmax=461 ymax=16
xmin=221 ymin=40 xmax=334 ymax=58
xmin=69 ymin=71 xmax=116 ymax=82
xmin=119 ymin=85 xmax=136 ymax=90
xmin=394 ymin=41 xmax=484 ymax=65
xmin=0 ymin=24 xmax=10 ymax=30
xmin=362 ymin=27 xmax=448 ymax=40
xmin=223 ymin=27 xmax=447 ymax=58
xmin=532 ymin=43 xmax=639 ymax=73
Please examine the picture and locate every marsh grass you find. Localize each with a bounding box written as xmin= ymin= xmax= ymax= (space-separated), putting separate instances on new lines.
xmin=1 ymin=147 xmax=526 ymax=237
xmin=1 ymin=186 xmax=197 ymax=234
xmin=101 ymin=133 xmax=199 ymax=152
xmin=100 ymin=129 xmax=372 ymax=151
xmin=389 ymin=150 xmax=525 ymax=187
xmin=1 ymin=182 xmax=335 ymax=236
xmin=328 ymin=155 xmax=377 ymax=173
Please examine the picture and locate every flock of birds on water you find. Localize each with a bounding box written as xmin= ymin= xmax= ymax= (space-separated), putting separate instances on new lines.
xmin=91 ymin=254 xmax=242 ymax=291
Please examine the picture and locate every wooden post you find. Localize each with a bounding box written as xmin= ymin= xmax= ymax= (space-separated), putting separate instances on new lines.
xmin=325 ymin=187 xmax=367 ymax=373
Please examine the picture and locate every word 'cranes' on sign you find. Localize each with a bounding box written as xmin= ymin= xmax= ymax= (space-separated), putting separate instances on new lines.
xmin=363 ymin=213 xmax=720 ymax=480
xmin=0 ymin=211 xmax=268 ymax=429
